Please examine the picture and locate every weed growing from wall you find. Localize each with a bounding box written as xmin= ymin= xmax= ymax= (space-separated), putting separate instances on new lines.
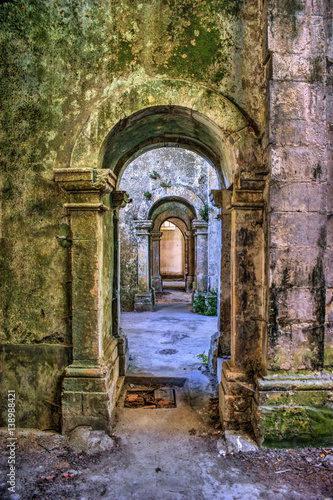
xmin=144 ymin=191 xmax=152 ymax=200
xmin=193 ymin=290 xmax=217 ymax=316
xmin=199 ymin=203 xmax=209 ymax=222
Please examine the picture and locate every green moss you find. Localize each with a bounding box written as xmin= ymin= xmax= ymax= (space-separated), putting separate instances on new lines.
xmin=58 ymin=223 xmax=72 ymax=249
xmin=193 ymin=291 xmax=217 ymax=316
xmin=199 ymin=203 xmax=209 ymax=222
xmin=160 ymin=17 xmax=232 ymax=82
xmin=324 ymin=345 xmax=333 ymax=367
xmin=261 ymin=405 xmax=333 ymax=448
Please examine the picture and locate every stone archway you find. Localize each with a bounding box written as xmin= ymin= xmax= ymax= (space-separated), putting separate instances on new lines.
xmin=132 ymin=197 xmax=198 ymax=311
xmin=56 ymin=88 xmax=267 ymax=440
xmin=149 ymin=197 xmax=197 ymax=296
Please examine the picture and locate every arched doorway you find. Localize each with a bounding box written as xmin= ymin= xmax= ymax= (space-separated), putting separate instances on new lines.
xmin=160 ymin=220 xmax=185 ymax=286
xmin=55 ymin=92 xmax=267 ymax=442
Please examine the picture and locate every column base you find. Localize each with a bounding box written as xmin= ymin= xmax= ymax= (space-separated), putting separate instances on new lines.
xmin=208 ymin=330 xmax=220 ymax=375
xmin=134 ymin=291 xmax=154 ymax=312
xmin=118 ymin=334 xmax=129 ymax=376
xmin=257 ymin=373 xmax=333 ymax=448
xmin=219 ymin=361 xmax=256 ymax=434
xmin=62 ymin=339 xmax=120 ymax=435
xmin=185 ymin=275 xmax=194 ymax=292
xmin=152 ymin=275 xmax=163 ymax=292
xmin=62 ymin=363 xmax=114 ymax=435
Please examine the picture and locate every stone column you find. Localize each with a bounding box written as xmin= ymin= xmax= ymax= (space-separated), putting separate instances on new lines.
xmin=220 ymin=173 xmax=266 ymax=433
xmin=192 ymin=220 xmax=208 ymax=294
xmin=54 ymin=167 xmax=117 ymax=434
xmin=111 ymin=191 xmax=131 ymax=376
xmin=208 ymin=189 xmax=232 ymax=375
xmin=134 ymin=220 xmax=154 ymax=311
xmin=151 ymin=230 xmax=163 ymax=292
xmin=185 ymin=229 xmax=195 ymax=292
xmin=210 ymin=189 xmax=232 ymax=357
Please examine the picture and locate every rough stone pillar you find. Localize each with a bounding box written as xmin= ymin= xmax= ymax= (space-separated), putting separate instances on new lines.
xmin=134 ymin=220 xmax=154 ymax=311
xmin=220 ymin=174 xmax=266 ymax=433
xmin=208 ymin=189 xmax=232 ymax=375
xmin=192 ymin=220 xmax=208 ymax=294
xmin=185 ymin=229 xmax=195 ymax=292
xmin=211 ymin=189 xmax=232 ymax=356
xmin=54 ymin=167 xmax=117 ymax=434
xmin=111 ymin=191 xmax=131 ymax=376
xmin=151 ymin=230 xmax=163 ymax=292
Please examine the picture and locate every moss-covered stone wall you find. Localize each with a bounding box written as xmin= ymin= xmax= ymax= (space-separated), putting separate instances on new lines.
xmin=0 ymin=0 xmax=265 ymax=428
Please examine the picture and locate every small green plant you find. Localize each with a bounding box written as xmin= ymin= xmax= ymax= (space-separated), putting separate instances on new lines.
xmin=199 ymin=203 xmax=209 ymax=222
xmin=149 ymin=170 xmax=160 ymax=179
xmin=160 ymin=179 xmax=171 ymax=188
xmin=193 ymin=293 xmax=206 ymax=315
xmin=143 ymin=191 xmax=152 ymax=200
xmin=197 ymin=351 xmax=209 ymax=366
xmin=205 ymin=291 xmax=218 ymax=316
xmin=193 ymin=290 xmax=217 ymax=316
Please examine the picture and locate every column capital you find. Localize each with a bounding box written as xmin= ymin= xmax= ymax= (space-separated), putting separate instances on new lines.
xmin=134 ymin=220 xmax=153 ymax=235
xmin=54 ymin=168 xmax=117 ymax=196
xmin=192 ymin=219 xmax=208 ymax=234
xmin=151 ymin=230 xmax=163 ymax=241
xmin=111 ymin=190 xmax=132 ymax=209
xmin=185 ymin=229 xmax=195 ymax=237
xmin=229 ymin=173 xmax=266 ymax=211
xmin=209 ymin=189 xmax=223 ymax=208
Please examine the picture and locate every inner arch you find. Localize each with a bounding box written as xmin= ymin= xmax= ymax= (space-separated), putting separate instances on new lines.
xmin=101 ymin=106 xmax=229 ymax=187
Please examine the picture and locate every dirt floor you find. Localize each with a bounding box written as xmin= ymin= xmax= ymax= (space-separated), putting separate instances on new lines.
xmin=1 ymin=415 xmax=332 ymax=500
xmin=1 ymin=291 xmax=332 ymax=499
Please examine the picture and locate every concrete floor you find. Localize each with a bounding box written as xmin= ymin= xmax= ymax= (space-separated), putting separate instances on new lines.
xmin=120 ymin=289 xmax=219 ymax=425
xmin=121 ymin=289 xmax=216 ymax=377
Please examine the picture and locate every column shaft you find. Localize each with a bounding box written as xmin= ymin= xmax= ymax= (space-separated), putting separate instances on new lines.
xmin=220 ymin=174 xmax=266 ymax=433
xmin=151 ymin=230 xmax=163 ymax=292
xmin=185 ymin=229 xmax=195 ymax=292
xmin=134 ymin=220 xmax=154 ymax=311
xmin=192 ymin=220 xmax=208 ymax=294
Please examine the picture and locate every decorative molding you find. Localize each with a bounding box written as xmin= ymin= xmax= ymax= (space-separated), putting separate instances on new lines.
xmin=54 ymin=168 xmax=117 ymax=195
xmin=112 ymin=190 xmax=132 ymax=209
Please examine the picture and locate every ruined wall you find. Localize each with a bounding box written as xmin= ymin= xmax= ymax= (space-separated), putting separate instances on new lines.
xmin=118 ymin=148 xmax=219 ymax=310
xmin=0 ymin=0 xmax=266 ymax=430
xmin=259 ymin=0 xmax=333 ymax=447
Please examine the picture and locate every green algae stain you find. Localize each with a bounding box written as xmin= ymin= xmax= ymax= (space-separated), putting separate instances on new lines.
xmin=105 ymin=0 xmax=243 ymax=83
xmin=261 ymin=405 xmax=333 ymax=448
xmin=161 ymin=20 xmax=231 ymax=82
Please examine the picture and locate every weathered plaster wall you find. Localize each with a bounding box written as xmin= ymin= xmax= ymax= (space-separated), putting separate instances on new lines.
xmin=118 ymin=148 xmax=219 ymax=310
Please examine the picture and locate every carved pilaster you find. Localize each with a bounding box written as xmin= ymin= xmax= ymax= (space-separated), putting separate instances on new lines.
xmin=134 ymin=220 xmax=154 ymax=312
xmin=185 ymin=229 xmax=195 ymax=292
xmin=220 ymin=174 xmax=267 ymax=434
xmin=110 ymin=191 xmax=131 ymax=375
xmin=54 ymin=168 xmax=118 ymax=434
xmin=151 ymin=230 xmax=163 ymax=292
xmin=192 ymin=220 xmax=208 ymax=294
